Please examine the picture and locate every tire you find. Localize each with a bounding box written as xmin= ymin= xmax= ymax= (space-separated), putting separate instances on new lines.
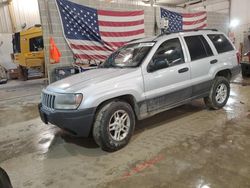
xmin=242 ymin=69 xmax=249 ymax=77
xmin=17 ymin=66 xmax=28 ymax=81
xmin=0 ymin=167 xmax=12 ymax=188
xmin=93 ymin=100 xmax=135 ymax=152
xmin=22 ymin=67 xmax=28 ymax=81
xmin=204 ymin=76 xmax=230 ymax=110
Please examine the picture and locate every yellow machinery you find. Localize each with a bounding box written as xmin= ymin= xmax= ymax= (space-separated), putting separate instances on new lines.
xmin=13 ymin=25 xmax=44 ymax=80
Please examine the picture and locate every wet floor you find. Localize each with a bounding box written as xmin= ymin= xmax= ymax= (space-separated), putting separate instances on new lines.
xmin=0 ymin=77 xmax=250 ymax=188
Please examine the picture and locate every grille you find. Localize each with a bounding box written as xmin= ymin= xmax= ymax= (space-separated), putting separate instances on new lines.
xmin=42 ymin=92 xmax=55 ymax=109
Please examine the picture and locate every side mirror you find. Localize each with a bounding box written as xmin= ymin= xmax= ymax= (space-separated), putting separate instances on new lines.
xmin=148 ymin=57 xmax=169 ymax=72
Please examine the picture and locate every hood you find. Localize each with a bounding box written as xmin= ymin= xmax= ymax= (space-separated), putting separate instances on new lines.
xmin=46 ymin=68 xmax=137 ymax=93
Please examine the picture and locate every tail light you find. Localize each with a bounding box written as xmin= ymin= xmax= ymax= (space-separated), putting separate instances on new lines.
xmin=236 ymin=52 xmax=241 ymax=64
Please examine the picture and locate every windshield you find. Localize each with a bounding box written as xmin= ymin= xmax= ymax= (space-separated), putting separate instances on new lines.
xmin=101 ymin=42 xmax=155 ymax=68
xmin=29 ymin=36 xmax=44 ymax=52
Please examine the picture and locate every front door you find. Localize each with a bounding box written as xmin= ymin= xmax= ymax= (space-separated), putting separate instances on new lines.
xmin=142 ymin=37 xmax=192 ymax=112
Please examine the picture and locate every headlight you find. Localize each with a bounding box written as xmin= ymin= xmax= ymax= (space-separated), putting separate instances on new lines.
xmin=54 ymin=93 xmax=83 ymax=110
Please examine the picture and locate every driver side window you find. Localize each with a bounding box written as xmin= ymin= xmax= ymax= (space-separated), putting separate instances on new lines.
xmin=153 ymin=38 xmax=185 ymax=68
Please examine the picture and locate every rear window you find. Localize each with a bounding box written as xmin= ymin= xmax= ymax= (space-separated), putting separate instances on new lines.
xmin=208 ymin=34 xmax=234 ymax=54
xmin=184 ymin=35 xmax=213 ymax=61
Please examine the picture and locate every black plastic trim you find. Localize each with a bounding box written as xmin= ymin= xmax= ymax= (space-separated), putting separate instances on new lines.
xmin=38 ymin=104 xmax=96 ymax=137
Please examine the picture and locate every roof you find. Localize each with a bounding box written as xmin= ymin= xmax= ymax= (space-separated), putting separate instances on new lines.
xmin=20 ymin=26 xmax=42 ymax=36
xmin=128 ymin=29 xmax=221 ymax=44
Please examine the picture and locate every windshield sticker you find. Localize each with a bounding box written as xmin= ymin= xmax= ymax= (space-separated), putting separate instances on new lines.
xmin=138 ymin=42 xmax=155 ymax=47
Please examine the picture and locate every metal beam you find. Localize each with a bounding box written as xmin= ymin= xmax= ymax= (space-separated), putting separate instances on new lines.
xmin=0 ymin=0 xmax=12 ymax=6
xmin=0 ymin=0 xmax=15 ymax=32
xmin=7 ymin=0 xmax=16 ymax=32
xmin=44 ymin=0 xmax=53 ymax=34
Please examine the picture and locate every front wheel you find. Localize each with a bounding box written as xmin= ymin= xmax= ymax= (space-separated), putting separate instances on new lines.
xmin=204 ymin=76 xmax=230 ymax=110
xmin=93 ymin=100 xmax=135 ymax=152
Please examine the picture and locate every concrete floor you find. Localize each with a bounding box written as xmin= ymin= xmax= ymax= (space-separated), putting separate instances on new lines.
xmin=0 ymin=76 xmax=250 ymax=188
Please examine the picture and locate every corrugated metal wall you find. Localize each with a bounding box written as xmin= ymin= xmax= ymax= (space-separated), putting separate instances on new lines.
xmin=0 ymin=0 xmax=12 ymax=33
xmin=12 ymin=0 xmax=41 ymax=31
xmin=188 ymin=0 xmax=230 ymax=13
xmin=0 ymin=0 xmax=40 ymax=33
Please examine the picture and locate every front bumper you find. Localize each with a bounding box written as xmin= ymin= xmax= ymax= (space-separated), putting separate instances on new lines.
xmin=38 ymin=104 xmax=95 ymax=137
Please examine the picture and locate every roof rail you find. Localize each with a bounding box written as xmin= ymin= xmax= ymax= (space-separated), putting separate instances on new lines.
xmin=186 ymin=28 xmax=218 ymax=32
xmin=157 ymin=28 xmax=218 ymax=38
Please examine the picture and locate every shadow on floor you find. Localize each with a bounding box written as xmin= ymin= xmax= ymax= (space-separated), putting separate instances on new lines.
xmin=58 ymin=100 xmax=205 ymax=150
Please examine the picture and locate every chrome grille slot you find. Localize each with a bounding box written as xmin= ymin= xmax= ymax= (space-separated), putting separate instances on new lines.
xmin=52 ymin=95 xmax=55 ymax=108
xmin=42 ymin=92 xmax=55 ymax=109
xmin=48 ymin=95 xmax=51 ymax=107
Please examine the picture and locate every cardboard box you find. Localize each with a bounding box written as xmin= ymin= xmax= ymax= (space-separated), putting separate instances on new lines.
xmin=8 ymin=69 xmax=19 ymax=79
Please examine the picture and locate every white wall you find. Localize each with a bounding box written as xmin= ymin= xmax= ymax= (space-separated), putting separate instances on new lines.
xmin=0 ymin=33 xmax=16 ymax=70
xmin=231 ymin=0 xmax=250 ymax=25
xmin=230 ymin=0 xmax=250 ymax=50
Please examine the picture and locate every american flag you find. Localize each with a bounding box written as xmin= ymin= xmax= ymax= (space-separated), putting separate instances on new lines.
xmin=56 ymin=0 xmax=145 ymax=62
xmin=160 ymin=8 xmax=207 ymax=32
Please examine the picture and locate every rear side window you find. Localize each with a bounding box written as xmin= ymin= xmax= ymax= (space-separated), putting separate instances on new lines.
xmin=184 ymin=35 xmax=213 ymax=61
xmin=208 ymin=34 xmax=234 ymax=54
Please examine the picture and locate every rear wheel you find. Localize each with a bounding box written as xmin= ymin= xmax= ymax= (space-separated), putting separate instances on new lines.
xmin=93 ymin=100 xmax=135 ymax=152
xmin=204 ymin=76 xmax=230 ymax=110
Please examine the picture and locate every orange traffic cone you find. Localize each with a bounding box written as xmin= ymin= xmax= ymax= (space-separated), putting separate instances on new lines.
xmin=50 ymin=37 xmax=61 ymax=64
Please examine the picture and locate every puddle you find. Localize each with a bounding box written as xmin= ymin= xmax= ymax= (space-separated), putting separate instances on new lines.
xmin=0 ymin=105 xmax=39 ymax=127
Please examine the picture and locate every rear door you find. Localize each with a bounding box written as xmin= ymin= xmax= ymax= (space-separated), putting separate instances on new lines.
xmin=182 ymin=34 xmax=215 ymax=97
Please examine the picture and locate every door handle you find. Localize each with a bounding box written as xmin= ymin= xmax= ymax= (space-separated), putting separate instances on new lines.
xmin=178 ymin=67 xmax=189 ymax=73
xmin=210 ymin=59 xmax=218 ymax=64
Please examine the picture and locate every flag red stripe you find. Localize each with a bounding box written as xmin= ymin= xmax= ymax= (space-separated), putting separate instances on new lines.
xmin=105 ymin=41 xmax=126 ymax=48
xmin=70 ymin=44 xmax=110 ymax=51
xmin=75 ymin=54 xmax=108 ymax=60
xmin=98 ymin=20 xmax=144 ymax=27
xmin=196 ymin=23 xmax=207 ymax=29
xmin=100 ymin=29 xmax=144 ymax=37
xmin=185 ymin=23 xmax=207 ymax=30
xmin=98 ymin=10 xmax=144 ymax=17
xmin=182 ymin=12 xmax=206 ymax=18
xmin=183 ymin=17 xmax=207 ymax=25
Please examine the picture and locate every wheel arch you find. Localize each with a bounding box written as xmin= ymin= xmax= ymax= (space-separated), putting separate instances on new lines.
xmin=94 ymin=94 xmax=140 ymax=120
xmin=215 ymin=69 xmax=232 ymax=80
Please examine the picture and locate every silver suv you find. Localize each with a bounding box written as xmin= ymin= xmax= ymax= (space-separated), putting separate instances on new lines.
xmin=39 ymin=29 xmax=240 ymax=151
